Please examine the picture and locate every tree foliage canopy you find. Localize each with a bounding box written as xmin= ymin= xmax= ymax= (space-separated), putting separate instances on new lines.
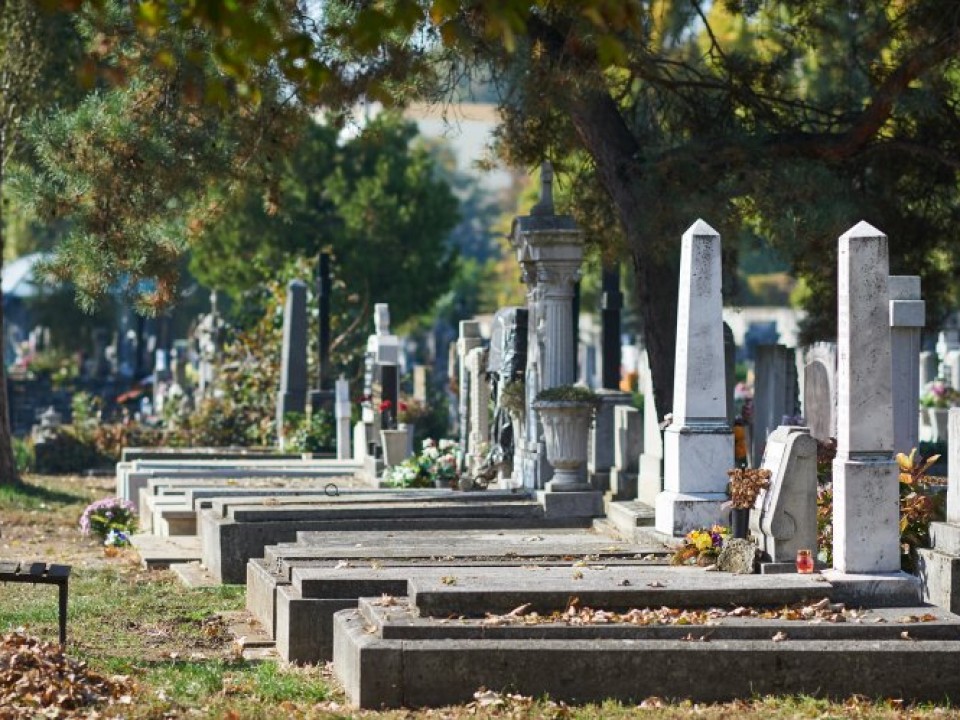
xmin=191 ymin=112 xmax=460 ymax=352
xmin=36 ymin=0 xmax=960 ymax=416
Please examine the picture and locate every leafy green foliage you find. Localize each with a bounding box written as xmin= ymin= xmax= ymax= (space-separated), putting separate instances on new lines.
xmin=191 ymin=113 xmax=460 ymax=343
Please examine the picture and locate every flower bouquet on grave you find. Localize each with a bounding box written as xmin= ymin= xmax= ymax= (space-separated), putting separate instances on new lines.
xmin=920 ymin=380 xmax=960 ymax=408
xmin=421 ymin=438 xmax=461 ymax=488
xmin=671 ymin=525 xmax=731 ymax=566
xmin=79 ymin=497 xmax=137 ymax=545
xmin=397 ymin=397 xmax=429 ymax=425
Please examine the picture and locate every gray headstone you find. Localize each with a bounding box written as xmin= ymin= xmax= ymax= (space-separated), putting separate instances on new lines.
xmin=752 ymin=426 xmax=818 ymax=564
xmin=802 ymin=343 xmax=837 ymax=444
xmin=276 ymin=280 xmax=308 ymax=444
xmin=752 ymin=344 xmax=799 ymax=464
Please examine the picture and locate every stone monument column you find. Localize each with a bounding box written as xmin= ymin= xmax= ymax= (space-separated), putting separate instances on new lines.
xmin=276 ymin=279 xmax=308 ymax=450
xmin=510 ymin=162 xmax=584 ymax=490
xmin=457 ymin=321 xmax=483 ymax=458
xmin=335 ymin=376 xmax=352 ymax=460
xmin=889 ymin=276 xmax=924 ymax=455
xmin=535 ymin=261 xmax=581 ymax=390
xmin=655 ymin=220 xmax=734 ymax=536
xmin=832 ymin=221 xmax=900 ymax=573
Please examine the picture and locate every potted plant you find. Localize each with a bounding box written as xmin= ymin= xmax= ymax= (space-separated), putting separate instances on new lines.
xmin=532 ymin=384 xmax=598 ymax=491
xmin=724 ymin=467 xmax=772 ymax=539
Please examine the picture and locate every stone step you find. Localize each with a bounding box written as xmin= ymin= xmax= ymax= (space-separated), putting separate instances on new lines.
xmin=172 ymin=561 xmax=220 ymax=588
xmin=130 ymin=533 xmax=201 ymax=569
xmin=333 ymin=607 xmax=960 ymax=708
xmin=207 ymin=514 xmax=595 ymax=584
xmin=605 ymin=500 xmax=658 ymax=540
xmin=226 ymin=500 xmax=546 ymax=523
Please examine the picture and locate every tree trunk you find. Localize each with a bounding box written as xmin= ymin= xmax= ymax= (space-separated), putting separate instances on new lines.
xmin=563 ymin=87 xmax=679 ymax=419
xmin=0 ymin=157 xmax=21 ymax=484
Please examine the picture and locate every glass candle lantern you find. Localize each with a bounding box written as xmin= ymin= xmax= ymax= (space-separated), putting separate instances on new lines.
xmin=796 ymin=548 xmax=815 ymax=574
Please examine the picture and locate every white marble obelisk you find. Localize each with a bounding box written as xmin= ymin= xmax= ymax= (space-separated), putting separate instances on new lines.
xmin=832 ymin=221 xmax=900 ymax=573
xmin=655 ymin=219 xmax=734 ymax=536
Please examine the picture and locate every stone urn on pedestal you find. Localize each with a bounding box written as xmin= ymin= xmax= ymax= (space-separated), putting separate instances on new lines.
xmin=532 ymin=385 xmax=598 ymax=492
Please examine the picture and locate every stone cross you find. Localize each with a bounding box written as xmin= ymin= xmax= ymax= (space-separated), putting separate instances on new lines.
xmin=889 ymin=276 xmax=924 ymax=454
xmin=276 ymin=279 xmax=308 ymax=449
xmin=832 ymin=221 xmax=899 ymax=573
xmin=655 ymin=219 xmax=733 ymax=535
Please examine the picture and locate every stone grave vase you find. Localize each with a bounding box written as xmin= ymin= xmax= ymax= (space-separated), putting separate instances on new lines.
xmin=380 ymin=429 xmax=409 ymax=468
xmin=531 ymin=399 xmax=594 ymax=489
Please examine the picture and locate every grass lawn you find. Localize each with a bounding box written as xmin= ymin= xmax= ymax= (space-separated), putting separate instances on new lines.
xmin=0 ymin=474 xmax=956 ymax=718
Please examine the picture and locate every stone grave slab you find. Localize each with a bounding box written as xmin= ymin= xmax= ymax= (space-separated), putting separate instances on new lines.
xmin=202 ymin=496 xmax=594 ymax=584
xmin=247 ymin=527 xmax=667 ymax=645
xmin=334 ymin=587 xmax=960 ymax=709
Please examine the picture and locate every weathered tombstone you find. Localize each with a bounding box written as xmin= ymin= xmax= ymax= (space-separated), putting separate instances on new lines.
xmin=801 ymin=342 xmax=837 ymax=444
xmin=655 ymin=220 xmax=734 ymax=535
xmin=752 ymin=344 xmax=800 ymax=464
xmin=832 ymin=221 xmax=900 ymax=573
xmin=276 ymin=280 xmax=308 ymax=449
xmin=465 ymin=347 xmax=490 ymax=472
xmin=751 ymin=426 xmax=818 ymax=569
xmin=889 ymin=276 xmax=924 ymax=454
xmin=374 ymin=363 xmax=399 ymax=431
xmin=589 ymin=389 xmax=633 ymax=493
xmin=609 ymin=405 xmax=642 ymax=501
xmin=724 ymin=322 xmax=737 ymax=425
xmin=487 ymin=308 xmax=528 ymax=484
xmin=917 ymin=407 xmax=960 ymax=611
xmin=335 ymin=377 xmax=351 ymax=460
xmin=457 ymin=321 xmax=483 ymax=460
xmin=637 ymin=350 xmax=662 ymax=506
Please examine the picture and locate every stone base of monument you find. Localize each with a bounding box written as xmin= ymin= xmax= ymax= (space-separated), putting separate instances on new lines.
xmin=654 ymin=491 xmax=728 ymax=536
xmin=333 ymin=568 xmax=960 ymax=708
xmin=636 ymin=455 xmax=662 ymax=506
xmin=606 ymin=468 xmax=638 ymax=502
xmin=820 ymin=570 xmax=921 ymax=607
xmin=917 ymin=547 xmax=960 ymax=613
xmin=918 ymin=520 xmax=960 ymax=613
xmin=537 ymin=489 xmax=604 ymax=517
